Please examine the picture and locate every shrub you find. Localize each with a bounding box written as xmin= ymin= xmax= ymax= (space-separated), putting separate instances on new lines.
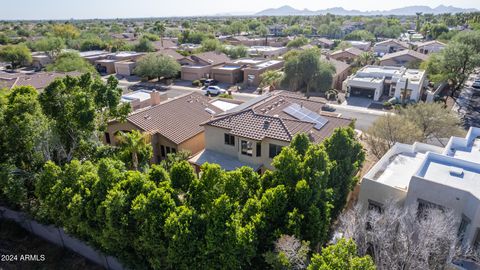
xmin=218 ymin=93 xmax=233 ymax=99
xmin=325 ymin=89 xmax=338 ymax=100
xmin=192 ymin=80 xmax=202 ymax=87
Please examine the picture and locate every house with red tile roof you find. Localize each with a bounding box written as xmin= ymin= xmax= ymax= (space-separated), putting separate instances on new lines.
xmin=105 ymin=92 xmax=241 ymax=163
xmin=330 ymin=47 xmax=363 ymax=64
xmin=0 ymin=71 xmax=81 ymax=90
xmin=190 ymin=91 xmax=352 ymax=172
xmin=181 ymin=52 xmax=232 ymax=81
xmin=379 ymin=49 xmax=428 ymax=67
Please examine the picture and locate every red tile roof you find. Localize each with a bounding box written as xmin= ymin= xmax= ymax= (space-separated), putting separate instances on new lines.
xmin=126 ymin=92 xmax=223 ymax=144
xmin=156 ymin=49 xmax=185 ymax=61
xmin=205 ymin=91 xmax=352 ymax=143
xmin=0 ymin=71 xmax=81 ymax=90
xmin=380 ymin=49 xmax=428 ymax=62
xmin=331 ymin=47 xmax=364 ymax=57
xmin=190 ymin=51 xmax=231 ymax=66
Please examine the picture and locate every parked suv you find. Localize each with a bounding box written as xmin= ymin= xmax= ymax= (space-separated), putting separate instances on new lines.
xmin=204 ymin=79 xmax=218 ymax=86
xmin=204 ymin=86 xmax=226 ymax=95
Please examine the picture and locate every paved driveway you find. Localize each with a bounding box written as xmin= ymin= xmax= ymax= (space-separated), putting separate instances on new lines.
xmin=462 ymin=89 xmax=480 ymax=129
xmin=344 ymin=97 xmax=373 ymax=108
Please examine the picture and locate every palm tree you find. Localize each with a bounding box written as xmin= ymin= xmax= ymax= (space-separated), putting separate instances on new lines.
xmin=116 ymin=130 xmax=152 ymax=171
xmin=355 ymin=51 xmax=376 ymax=67
xmin=154 ymin=21 xmax=166 ymax=47
xmin=257 ymin=25 xmax=269 ymax=46
xmin=259 ymin=70 xmax=283 ymax=91
xmin=416 ymin=12 xmax=423 ymax=32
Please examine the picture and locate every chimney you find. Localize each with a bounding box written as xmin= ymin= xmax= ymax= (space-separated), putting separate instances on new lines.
xmin=150 ymin=89 xmax=167 ymax=106
xmin=263 ymin=120 xmax=270 ymax=129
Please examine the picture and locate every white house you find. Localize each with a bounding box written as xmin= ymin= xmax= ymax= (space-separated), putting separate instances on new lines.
xmin=359 ymin=127 xmax=480 ymax=248
xmin=343 ymin=65 xmax=429 ymax=102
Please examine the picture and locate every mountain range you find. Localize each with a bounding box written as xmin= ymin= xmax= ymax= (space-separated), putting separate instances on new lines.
xmin=255 ymin=5 xmax=478 ymax=16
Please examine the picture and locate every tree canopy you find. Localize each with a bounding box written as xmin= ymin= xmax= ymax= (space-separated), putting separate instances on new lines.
xmin=365 ymin=102 xmax=464 ymax=159
xmin=282 ymin=49 xmax=335 ymax=96
xmin=421 ymin=31 xmax=480 ymax=100
xmin=0 ymin=44 xmax=32 ymax=69
xmin=46 ymin=51 xmax=96 ymax=73
xmin=134 ymin=53 xmax=181 ymax=81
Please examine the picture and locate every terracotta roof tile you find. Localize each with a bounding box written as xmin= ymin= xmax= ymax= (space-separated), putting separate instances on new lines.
xmin=205 ymin=91 xmax=352 ymax=143
xmin=156 ymin=49 xmax=184 ymax=61
xmin=0 ymin=71 xmax=81 ymax=90
xmin=191 ymin=51 xmax=231 ymax=66
xmin=127 ymin=92 xmax=222 ymax=144
xmin=331 ymin=47 xmax=363 ymax=57
xmin=380 ymin=49 xmax=428 ymax=61
xmin=207 ymin=109 xmax=292 ymax=141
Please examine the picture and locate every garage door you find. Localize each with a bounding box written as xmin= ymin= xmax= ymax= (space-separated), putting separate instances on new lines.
xmin=182 ymin=72 xmax=200 ymax=81
xmin=350 ymin=87 xmax=375 ymax=99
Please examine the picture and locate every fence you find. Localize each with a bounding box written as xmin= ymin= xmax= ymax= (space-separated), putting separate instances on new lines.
xmin=0 ymin=206 xmax=125 ymax=270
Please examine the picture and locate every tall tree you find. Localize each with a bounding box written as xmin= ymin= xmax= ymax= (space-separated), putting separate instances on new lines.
xmin=116 ymin=130 xmax=153 ymax=171
xmin=366 ymin=103 xmax=464 ymax=159
xmin=134 ymin=53 xmax=181 ymax=81
xmin=282 ymin=49 xmax=335 ymax=96
xmin=46 ymin=51 xmax=96 ymax=73
xmin=39 ymin=73 xmax=129 ymax=163
xmin=33 ymin=36 xmax=65 ymax=60
xmin=0 ymin=86 xmax=49 ymax=171
xmin=323 ymin=127 xmax=365 ymax=219
xmin=308 ymin=238 xmax=375 ymax=270
xmin=422 ymin=32 xmax=480 ymax=102
xmin=365 ymin=114 xmax=423 ymax=159
xmin=340 ymin=203 xmax=458 ymax=270
xmin=0 ymin=44 xmax=32 ymax=70
xmin=260 ymin=70 xmax=284 ymax=91
xmin=154 ymin=21 xmax=166 ymax=47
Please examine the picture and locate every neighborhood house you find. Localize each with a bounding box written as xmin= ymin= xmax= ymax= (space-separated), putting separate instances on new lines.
xmin=358 ymin=127 xmax=480 ymax=248
xmin=343 ymin=65 xmax=429 ymax=102
xmin=189 ymin=91 xmax=352 ymax=173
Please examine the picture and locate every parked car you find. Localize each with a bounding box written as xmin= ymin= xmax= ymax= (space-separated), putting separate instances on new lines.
xmin=388 ymin=97 xmax=400 ymax=105
xmin=473 ymin=80 xmax=480 ymax=89
xmin=204 ymin=79 xmax=218 ymax=86
xmin=204 ymin=86 xmax=226 ymax=95
xmin=321 ymin=104 xmax=336 ymax=112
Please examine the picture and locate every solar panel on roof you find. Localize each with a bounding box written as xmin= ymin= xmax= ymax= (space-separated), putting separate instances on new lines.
xmin=282 ymin=103 xmax=329 ymax=130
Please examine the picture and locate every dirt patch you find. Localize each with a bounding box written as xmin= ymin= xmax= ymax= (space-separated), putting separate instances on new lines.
xmin=0 ymin=218 xmax=104 ymax=270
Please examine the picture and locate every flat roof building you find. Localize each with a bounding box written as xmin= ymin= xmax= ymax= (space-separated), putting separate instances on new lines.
xmin=359 ymin=127 xmax=480 ymax=248
xmin=247 ymin=46 xmax=288 ymax=59
xmin=343 ymin=65 xmax=429 ymax=102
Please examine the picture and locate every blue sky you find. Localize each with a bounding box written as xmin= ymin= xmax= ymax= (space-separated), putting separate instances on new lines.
xmin=1 ymin=0 xmax=478 ymax=20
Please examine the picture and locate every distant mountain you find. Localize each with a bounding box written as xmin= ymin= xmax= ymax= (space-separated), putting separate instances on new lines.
xmin=255 ymin=5 xmax=478 ymax=16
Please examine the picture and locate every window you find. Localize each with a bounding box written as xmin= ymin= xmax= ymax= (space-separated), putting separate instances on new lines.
xmin=474 ymin=228 xmax=480 ymax=251
xmin=241 ymin=140 xmax=253 ymax=156
xmin=417 ymin=199 xmax=444 ymax=219
xmin=269 ymin=144 xmax=283 ymax=159
xmin=161 ymin=145 xmax=166 ymax=157
xmin=224 ymin=133 xmax=235 ymax=146
xmin=172 ymin=148 xmax=177 ymax=154
xmin=367 ymin=200 xmax=383 ymax=213
xmin=458 ymin=214 xmax=471 ymax=243
xmin=105 ymin=132 xmax=111 ymax=144
xmin=166 ymin=146 xmax=171 ymax=154
xmin=256 ymin=142 xmax=262 ymax=157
